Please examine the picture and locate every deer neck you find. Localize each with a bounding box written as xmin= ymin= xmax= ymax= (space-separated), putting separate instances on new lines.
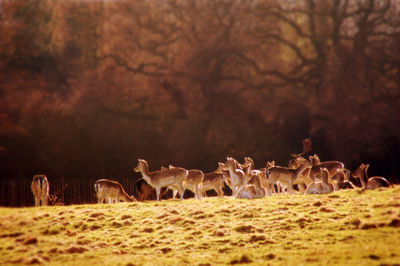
xmin=121 ymin=190 xmax=132 ymax=202
xmin=321 ymin=173 xmax=329 ymax=185
xmin=360 ymin=167 xmax=368 ymax=188
xmin=140 ymin=163 xmax=153 ymax=183
xmin=295 ymin=163 xmax=309 ymax=179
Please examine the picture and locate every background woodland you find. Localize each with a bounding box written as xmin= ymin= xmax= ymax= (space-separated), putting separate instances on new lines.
xmin=0 ymin=0 xmax=399 ymax=205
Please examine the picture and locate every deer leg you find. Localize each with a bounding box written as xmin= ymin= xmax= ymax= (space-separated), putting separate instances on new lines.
xmin=156 ymin=187 xmax=161 ymax=201
xmin=232 ymin=186 xmax=237 ymax=198
xmin=43 ymin=196 xmax=49 ymax=206
xmin=218 ymin=185 xmax=224 ymax=198
xmin=288 ymin=182 xmax=294 ymax=195
xmin=34 ymin=197 xmax=40 ymax=207
xmin=298 ymin=183 xmax=306 ymax=194
xmin=178 ymin=186 xmax=184 ymax=200
xmin=172 ymin=189 xmax=178 ymax=199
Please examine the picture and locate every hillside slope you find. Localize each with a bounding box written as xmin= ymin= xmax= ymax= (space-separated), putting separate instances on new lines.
xmin=1 ymin=187 xmax=400 ymax=265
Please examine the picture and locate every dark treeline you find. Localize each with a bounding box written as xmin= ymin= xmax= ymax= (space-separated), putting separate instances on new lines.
xmin=1 ymin=0 xmax=400 ymax=206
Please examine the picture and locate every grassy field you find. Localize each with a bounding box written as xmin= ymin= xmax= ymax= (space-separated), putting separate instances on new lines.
xmin=1 ymin=187 xmax=400 ymax=265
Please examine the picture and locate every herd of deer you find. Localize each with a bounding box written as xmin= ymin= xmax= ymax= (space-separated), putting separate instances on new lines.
xmin=31 ymin=155 xmax=392 ymax=206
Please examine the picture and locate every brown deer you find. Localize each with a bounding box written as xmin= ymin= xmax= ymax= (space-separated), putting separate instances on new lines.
xmin=48 ymin=184 xmax=68 ymax=206
xmin=265 ymin=160 xmax=312 ymax=195
xmin=219 ymin=157 xmax=247 ymax=198
xmin=259 ymin=161 xmax=276 ymax=195
xmin=94 ymin=179 xmax=137 ymax=203
xmin=330 ymin=170 xmax=356 ymax=191
xmin=305 ymin=168 xmax=334 ymax=194
xmin=200 ymin=171 xmax=225 ymax=198
xmin=352 ymin=163 xmax=391 ymax=189
xmin=137 ymin=182 xmax=169 ymax=201
xmin=307 ymin=154 xmax=346 ymax=182
xmin=134 ymin=159 xmax=188 ymax=201
xmin=236 ymin=174 xmax=265 ymax=199
xmin=169 ymin=165 xmax=204 ymax=200
xmin=31 ymin=175 xmax=50 ymax=207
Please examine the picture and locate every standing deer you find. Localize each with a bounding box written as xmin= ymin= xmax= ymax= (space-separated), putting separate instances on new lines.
xmin=201 ymin=171 xmax=225 ymax=198
xmin=31 ymin=175 xmax=50 ymax=207
xmin=168 ymin=165 xmax=204 ymax=200
xmin=95 ymin=179 xmax=136 ymax=203
xmin=265 ymin=160 xmax=311 ymax=195
xmin=134 ymin=159 xmax=187 ymax=201
xmin=352 ymin=163 xmax=391 ymax=189
xmin=291 ymin=154 xmax=345 ymax=192
xmin=307 ymin=154 xmax=346 ymax=183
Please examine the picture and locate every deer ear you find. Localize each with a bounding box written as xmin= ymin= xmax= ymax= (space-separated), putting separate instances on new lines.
xmin=218 ymin=162 xmax=224 ymax=167
xmin=365 ymin=164 xmax=370 ymax=169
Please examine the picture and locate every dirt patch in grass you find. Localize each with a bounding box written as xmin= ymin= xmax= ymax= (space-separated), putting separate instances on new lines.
xmin=89 ymin=212 xmax=105 ymax=218
xmin=312 ymin=201 xmax=323 ymax=207
xmin=359 ymin=222 xmax=378 ymax=230
xmin=0 ymin=232 xmax=24 ymax=238
xmin=169 ymin=217 xmax=183 ymax=224
xmin=111 ymin=221 xmax=122 ymax=228
xmin=160 ymin=247 xmax=172 ymax=254
xmin=388 ymin=218 xmax=400 ymax=228
xmin=249 ymin=235 xmax=266 ymax=242
xmin=65 ymin=245 xmax=90 ymax=254
xmin=24 ymin=236 xmax=38 ymax=245
xmin=320 ymin=207 xmax=335 ymax=213
xmin=213 ymin=229 xmax=227 ymax=237
xmin=142 ymin=227 xmax=154 ymax=233
xmin=121 ymin=215 xmax=132 ymax=220
xmin=90 ymin=224 xmax=101 ymax=230
xmin=230 ymin=255 xmax=252 ymax=264
xmin=234 ymin=225 xmax=254 ymax=233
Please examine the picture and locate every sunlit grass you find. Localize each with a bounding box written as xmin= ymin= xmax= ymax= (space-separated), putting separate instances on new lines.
xmin=1 ymin=187 xmax=400 ymax=265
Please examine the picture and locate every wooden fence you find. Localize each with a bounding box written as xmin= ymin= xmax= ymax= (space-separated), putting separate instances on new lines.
xmin=0 ymin=177 xmax=139 ymax=207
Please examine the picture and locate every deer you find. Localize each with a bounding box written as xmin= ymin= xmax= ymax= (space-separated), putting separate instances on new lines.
xmin=137 ymin=182 xmax=169 ymax=201
xmin=236 ymin=174 xmax=266 ymax=199
xmin=289 ymin=154 xmax=345 ymax=193
xmin=200 ymin=170 xmax=225 ymax=198
xmin=330 ymin=170 xmax=356 ymax=191
xmin=168 ymin=165 xmax=204 ymax=200
xmin=243 ymin=157 xmax=266 ymax=179
xmin=352 ymin=163 xmax=391 ymax=189
xmin=219 ymin=157 xmax=247 ymax=198
xmin=49 ymin=184 xmax=68 ymax=206
xmin=94 ymin=179 xmax=137 ymax=203
xmin=259 ymin=161 xmax=276 ymax=195
xmin=134 ymin=159 xmax=188 ymax=201
xmin=264 ymin=160 xmax=312 ymax=195
xmin=305 ymin=168 xmax=334 ymax=194
xmin=218 ymin=162 xmax=232 ymax=192
xmin=31 ymin=175 xmax=50 ymax=207
xmin=307 ymin=154 xmax=346 ymax=182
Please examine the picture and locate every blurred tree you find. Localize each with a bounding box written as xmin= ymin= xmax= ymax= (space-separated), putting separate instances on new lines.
xmin=0 ymin=0 xmax=399 ymax=193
